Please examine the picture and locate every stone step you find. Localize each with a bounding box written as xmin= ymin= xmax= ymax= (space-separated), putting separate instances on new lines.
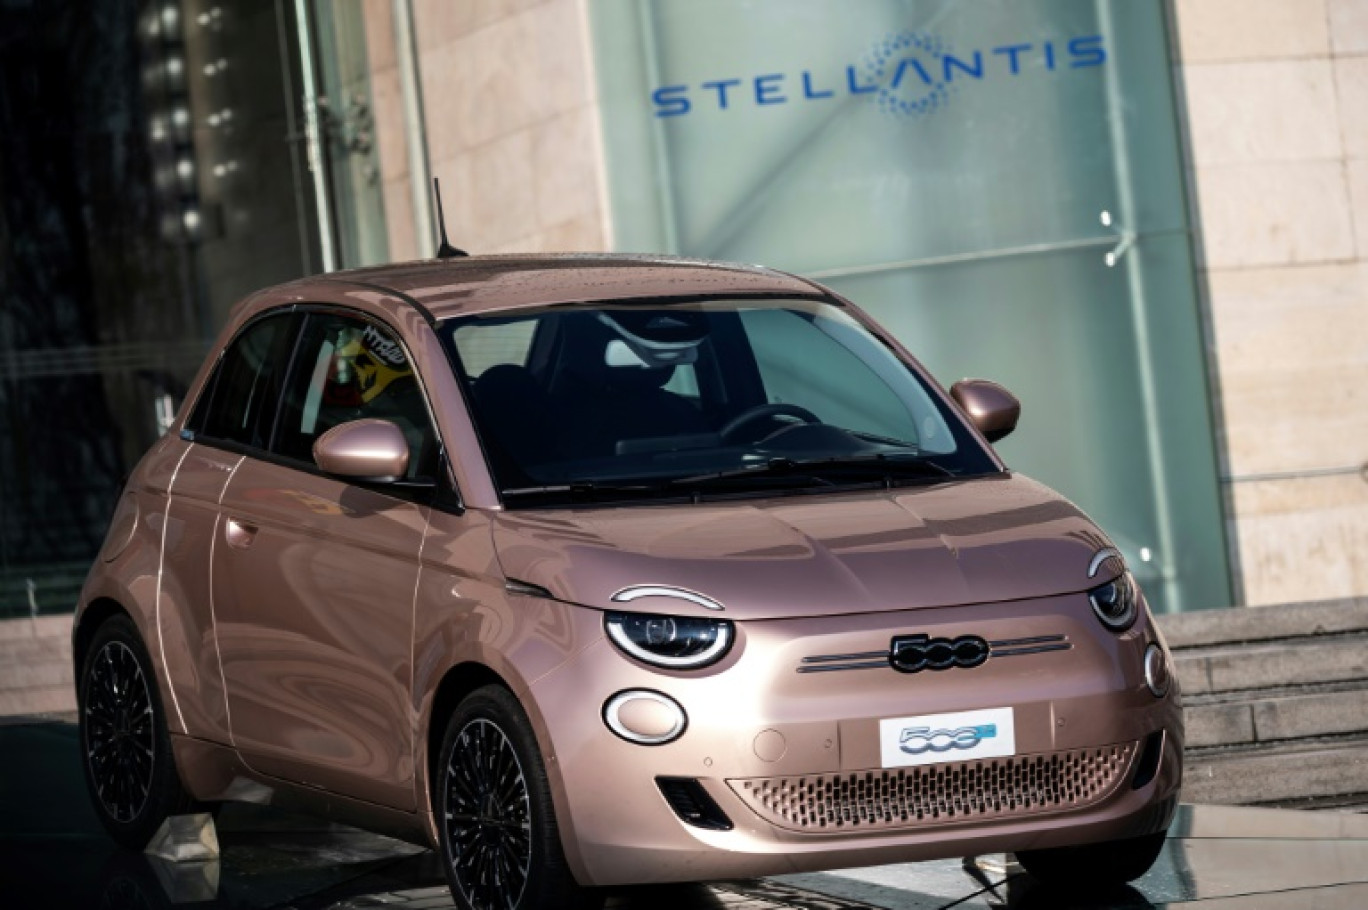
xmin=0 ymin=615 xmax=74 ymax=642
xmin=0 ymin=636 xmax=72 ymax=664
xmin=0 ymin=658 xmax=73 ymax=690
xmin=1184 ymin=735 xmax=1368 ymax=806
xmin=0 ymin=683 xmax=76 ymax=717
xmin=1175 ymin=631 xmax=1368 ymax=695
xmin=1185 ymin=683 xmax=1368 ymax=748
xmin=1160 ymin=596 xmax=1368 ymax=649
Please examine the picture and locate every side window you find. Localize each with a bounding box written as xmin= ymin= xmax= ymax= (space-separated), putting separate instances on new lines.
xmin=274 ymin=313 xmax=438 ymax=480
xmin=189 ymin=313 xmax=294 ymax=449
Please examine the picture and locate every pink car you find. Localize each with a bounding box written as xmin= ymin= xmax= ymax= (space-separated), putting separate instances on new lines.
xmin=74 ymin=255 xmax=1181 ymax=910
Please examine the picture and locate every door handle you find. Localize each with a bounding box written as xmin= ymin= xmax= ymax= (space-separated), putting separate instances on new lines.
xmin=224 ymin=517 xmax=258 ymax=549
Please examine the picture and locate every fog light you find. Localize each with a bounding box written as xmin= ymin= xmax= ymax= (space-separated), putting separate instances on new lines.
xmin=603 ymin=690 xmax=687 ymax=745
xmin=1144 ymin=643 xmax=1171 ymax=698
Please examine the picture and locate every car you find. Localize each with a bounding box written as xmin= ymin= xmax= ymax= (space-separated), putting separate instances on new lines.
xmin=74 ymin=253 xmax=1182 ymax=909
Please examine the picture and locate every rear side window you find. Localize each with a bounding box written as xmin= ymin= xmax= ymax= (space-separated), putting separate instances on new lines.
xmin=189 ymin=313 xmax=296 ymax=449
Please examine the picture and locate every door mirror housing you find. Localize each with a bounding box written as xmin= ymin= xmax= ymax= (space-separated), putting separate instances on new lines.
xmin=950 ymin=379 xmax=1020 ymax=443
xmin=313 ymin=419 xmax=410 ymax=482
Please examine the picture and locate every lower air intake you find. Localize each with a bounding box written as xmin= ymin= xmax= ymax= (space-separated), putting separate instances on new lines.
xmin=657 ymin=777 xmax=734 ymax=831
xmin=730 ymin=743 xmax=1136 ymax=832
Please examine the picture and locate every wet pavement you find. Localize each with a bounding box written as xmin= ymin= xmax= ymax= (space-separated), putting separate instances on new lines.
xmin=3 ymin=719 xmax=1367 ymax=909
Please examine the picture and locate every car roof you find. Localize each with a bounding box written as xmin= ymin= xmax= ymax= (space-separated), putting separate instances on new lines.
xmin=302 ymin=253 xmax=827 ymax=320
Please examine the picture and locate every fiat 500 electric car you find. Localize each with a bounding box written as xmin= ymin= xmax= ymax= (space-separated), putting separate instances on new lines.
xmin=75 ymin=254 xmax=1181 ymax=910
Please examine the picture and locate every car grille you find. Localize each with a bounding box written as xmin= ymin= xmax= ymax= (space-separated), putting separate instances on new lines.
xmin=729 ymin=742 xmax=1137 ymax=832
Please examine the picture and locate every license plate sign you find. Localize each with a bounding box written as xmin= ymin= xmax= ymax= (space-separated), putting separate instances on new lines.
xmin=879 ymin=707 xmax=1016 ymax=768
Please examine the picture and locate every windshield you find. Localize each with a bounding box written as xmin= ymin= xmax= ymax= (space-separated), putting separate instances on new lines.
xmin=441 ymin=298 xmax=999 ymax=506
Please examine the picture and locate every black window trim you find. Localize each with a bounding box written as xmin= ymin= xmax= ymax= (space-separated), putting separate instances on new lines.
xmin=182 ymin=306 xmax=303 ymax=444
xmin=183 ymin=302 xmax=464 ymax=514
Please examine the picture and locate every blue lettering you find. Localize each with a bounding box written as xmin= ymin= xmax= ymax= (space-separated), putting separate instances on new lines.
xmin=942 ymin=51 xmax=983 ymax=81
xmin=992 ymin=43 xmax=1032 ymax=74
xmin=701 ymin=78 xmax=742 ymax=109
xmin=891 ymin=57 xmax=934 ymax=89
xmin=754 ymin=73 xmax=787 ymax=105
xmin=1069 ymin=35 xmax=1107 ymax=67
xmin=651 ymin=84 xmax=690 ymax=118
xmin=846 ymin=65 xmax=877 ymax=94
xmin=802 ymin=71 xmax=834 ymax=100
xmin=653 ymin=32 xmax=1108 ymax=119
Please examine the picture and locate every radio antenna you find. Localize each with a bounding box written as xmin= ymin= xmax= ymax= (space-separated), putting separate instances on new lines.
xmin=432 ymin=177 xmax=468 ymax=259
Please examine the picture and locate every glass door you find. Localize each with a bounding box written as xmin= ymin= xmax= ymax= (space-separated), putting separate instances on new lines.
xmin=295 ymin=0 xmax=391 ymax=271
xmin=589 ymin=0 xmax=1231 ymax=613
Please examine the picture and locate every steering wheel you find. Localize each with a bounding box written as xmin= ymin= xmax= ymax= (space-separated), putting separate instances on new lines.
xmin=720 ymin=403 xmax=821 ymax=443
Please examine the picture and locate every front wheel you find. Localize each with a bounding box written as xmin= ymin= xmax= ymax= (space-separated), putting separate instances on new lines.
xmin=78 ymin=614 xmax=196 ymax=849
xmin=436 ymin=685 xmax=599 ymax=910
xmin=1016 ymin=829 xmax=1168 ymax=888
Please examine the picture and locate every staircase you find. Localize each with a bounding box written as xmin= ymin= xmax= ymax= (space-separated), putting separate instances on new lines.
xmin=1163 ymin=597 xmax=1368 ymax=810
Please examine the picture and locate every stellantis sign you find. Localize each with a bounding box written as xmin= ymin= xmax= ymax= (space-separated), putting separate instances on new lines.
xmin=652 ymin=31 xmax=1107 ymax=120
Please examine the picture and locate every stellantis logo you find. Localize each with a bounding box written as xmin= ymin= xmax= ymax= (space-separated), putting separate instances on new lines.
xmin=651 ymin=31 xmax=1107 ymax=121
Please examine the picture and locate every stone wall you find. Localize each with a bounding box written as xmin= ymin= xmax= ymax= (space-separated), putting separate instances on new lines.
xmin=408 ymin=0 xmax=610 ymax=255
xmin=1173 ymin=0 xmax=1368 ymax=605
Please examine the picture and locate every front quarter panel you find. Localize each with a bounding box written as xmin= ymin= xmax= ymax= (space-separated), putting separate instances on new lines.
xmin=412 ymin=506 xmax=605 ymax=853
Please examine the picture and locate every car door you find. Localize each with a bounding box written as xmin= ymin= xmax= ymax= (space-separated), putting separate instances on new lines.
xmin=212 ymin=309 xmax=439 ymax=810
xmin=162 ymin=310 xmax=299 ymax=744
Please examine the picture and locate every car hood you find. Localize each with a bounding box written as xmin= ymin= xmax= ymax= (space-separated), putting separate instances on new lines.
xmin=491 ymin=473 xmax=1117 ymax=620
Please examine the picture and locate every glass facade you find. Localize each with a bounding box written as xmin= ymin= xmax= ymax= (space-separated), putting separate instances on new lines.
xmin=590 ymin=0 xmax=1231 ymax=612
xmin=0 ymin=0 xmax=389 ymax=617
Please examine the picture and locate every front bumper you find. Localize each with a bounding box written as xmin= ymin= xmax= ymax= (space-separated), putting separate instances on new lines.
xmin=525 ymin=593 xmax=1183 ymax=887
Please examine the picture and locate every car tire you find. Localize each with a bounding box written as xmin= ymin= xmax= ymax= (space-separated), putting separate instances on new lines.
xmin=78 ymin=614 xmax=196 ymax=849
xmin=1015 ymin=829 xmax=1168 ymax=888
xmin=436 ymin=685 xmax=599 ymax=910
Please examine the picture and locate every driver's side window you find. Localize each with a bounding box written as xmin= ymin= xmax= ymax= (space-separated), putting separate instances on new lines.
xmin=273 ymin=312 xmax=438 ymax=480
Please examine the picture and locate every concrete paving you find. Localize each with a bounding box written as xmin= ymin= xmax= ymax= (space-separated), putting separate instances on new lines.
xmin=3 ymin=720 xmax=1368 ymax=909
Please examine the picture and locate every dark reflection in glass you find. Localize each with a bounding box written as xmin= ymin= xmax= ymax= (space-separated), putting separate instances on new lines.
xmin=0 ymin=0 xmax=319 ymax=617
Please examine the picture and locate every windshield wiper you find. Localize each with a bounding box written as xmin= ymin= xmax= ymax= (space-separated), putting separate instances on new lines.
xmin=500 ymin=454 xmax=957 ymax=504
xmin=798 ymin=452 xmax=956 ymax=479
xmin=501 ymin=479 xmax=669 ymax=499
xmin=672 ymin=453 xmax=954 ymax=490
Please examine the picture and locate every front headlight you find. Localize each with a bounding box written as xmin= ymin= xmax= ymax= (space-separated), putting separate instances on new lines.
xmin=1089 ymin=570 xmax=1139 ymax=632
xmin=605 ymin=611 xmax=734 ymax=669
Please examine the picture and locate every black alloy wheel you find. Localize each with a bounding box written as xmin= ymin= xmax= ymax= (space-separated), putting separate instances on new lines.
xmin=86 ymin=639 xmax=154 ymax=823
xmin=79 ymin=614 xmax=194 ymax=848
xmin=437 ymin=685 xmax=598 ymax=910
xmin=446 ymin=718 xmax=531 ymax=906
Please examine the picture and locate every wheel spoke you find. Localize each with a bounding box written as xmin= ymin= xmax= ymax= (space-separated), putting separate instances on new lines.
xmin=444 ymin=716 xmax=532 ymax=910
xmin=83 ymin=639 xmax=156 ymax=824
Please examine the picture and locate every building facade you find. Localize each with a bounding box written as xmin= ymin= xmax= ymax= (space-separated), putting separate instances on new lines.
xmin=0 ymin=0 xmax=1364 ymax=616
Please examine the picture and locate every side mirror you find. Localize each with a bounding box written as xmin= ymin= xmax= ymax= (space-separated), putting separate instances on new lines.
xmin=950 ymin=379 xmax=1020 ymax=443
xmin=313 ymin=419 xmax=410 ymax=483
